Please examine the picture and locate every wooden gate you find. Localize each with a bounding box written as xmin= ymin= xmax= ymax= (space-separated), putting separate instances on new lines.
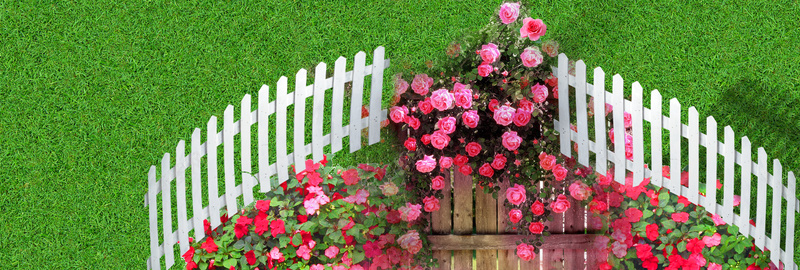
xmin=426 ymin=170 xmax=603 ymax=270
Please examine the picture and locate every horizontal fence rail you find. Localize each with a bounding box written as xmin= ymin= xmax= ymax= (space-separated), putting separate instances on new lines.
xmin=553 ymin=53 xmax=798 ymax=270
xmin=143 ymin=47 xmax=389 ymax=270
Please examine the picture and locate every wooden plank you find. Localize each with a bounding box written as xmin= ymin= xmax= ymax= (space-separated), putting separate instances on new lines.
xmin=452 ymin=170 xmax=473 ymax=270
xmin=241 ymin=94 xmax=253 ymax=206
xmin=575 ymin=60 xmax=589 ymax=167
xmin=770 ymin=160 xmax=782 ymax=263
xmin=520 ymin=252 xmax=540 ymax=270
xmin=368 ymin=46 xmax=385 ymax=145
xmin=650 ymin=90 xmax=663 ymax=188
xmin=224 ymin=105 xmax=237 ymax=216
xmin=331 ymin=57 xmax=346 ymax=154
xmin=593 ymin=67 xmax=607 ymax=174
xmin=312 ymin=62 xmax=327 ymax=163
xmin=611 ymin=74 xmax=625 ymax=185
xmin=669 ymin=98 xmax=682 ymax=195
xmin=148 ymin=165 xmax=160 ymax=270
xmin=723 ymin=126 xmax=735 ymax=224
xmin=160 ymin=153 xmax=174 ymax=268
xmin=426 ymin=234 xmax=605 ymax=251
xmin=500 ymin=246 xmax=519 ymax=270
xmin=784 ymin=172 xmax=796 ymax=268
xmin=476 ymin=184 xmax=498 ymax=270
xmin=562 ymin=196 xmax=585 ymax=270
xmin=755 ymin=147 xmax=767 ymax=247
xmin=704 ymin=117 xmax=718 ymax=213
xmin=258 ymin=85 xmax=271 ymax=193
xmin=688 ymin=107 xmax=699 ymax=204
xmin=349 ymin=51 xmax=366 ymax=153
xmin=558 ymin=54 xmax=571 ymax=157
xmin=175 ymin=141 xmax=189 ymax=255
xmin=631 ymin=82 xmax=644 ymax=186
xmin=294 ymin=69 xmax=308 ymax=173
xmin=207 ymin=116 xmax=221 ymax=228
xmin=276 ymin=76 xmax=289 ymax=183
xmin=542 ymin=190 xmax=565 ymax=270
xmin=432 ymin=169 xmax=452 ymax=270
xmin=497 ymin=177 xmax=518 ymax=270
xmin=191 ymin=128 xmax=204 ymax=240
xmin=740 ymin=137 xmax=752 ymax=237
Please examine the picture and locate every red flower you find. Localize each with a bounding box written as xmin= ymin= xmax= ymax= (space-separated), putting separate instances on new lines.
xmin=671 ymin=212 xmax=689 ymax=223
xmin=386 ymin=210 xmax=402 ymax=224
xmin=419 ymin=98 xmax=434 ymax=114
xmin=624 ymin=208 xmax=643 ymax=223
xmin=458 ymin=164 xmax=473 ymax=175
xmin=677 ymin=196 xmax=691 ymax=207
xmin=491 ymin=154 xmax=507 ymax=170
xmin=297 ymin=214 xmax=308 ymax=223
xmin=420 ymin=134 xmax=431 ymax=145
xmin=203 ymin=219 xmax=212 ymax=236
xmin=254 ymin=212 xmax=269 ymax=236
xmin=530 ymin=200 xmax=545 ymax=216
xmin=645 ymin=224 xmax=659 ymax=241
xmin=256 ymin=200 xmax=270 ymax=213
xmin=588 ymin=199 xmax=608 ymax=214
xmin=234 ymin=215 xmax=253 ymax=239
xmin=453 ymin=154 xmax=469 ymax=166
xmin=686 ymin=238 xmax=705 ymax=254
xmin=182 ymin=246 xmax=195 ymax=263
xmin=200 ymin=237 xmax=218 ymax=253
xmin=245 ymin=250 xmax=256 ymax=265
xmin=363 ymin=240 xmax=382 ymax=258
xmin=341 ymin=169 xmax=360 ymax=186
xmin=478 ymin=163 xmax=494 ymax=177
xmin=270 ymin=219 xmax=286 ymax=238
xmin=635 ymin=244 xmax=653 ymax=259
xmin=528 ymin=222 xmax=544 ymax=234
xmin=404 ymin=138 xmax=417 ymax=151
xmin=465 ymin=142 xmax=482 ymax=157
xmin=220 ymin=213 xmax=229 ymax=224
xmin=489 ymin=99 xmax=499 ymax=112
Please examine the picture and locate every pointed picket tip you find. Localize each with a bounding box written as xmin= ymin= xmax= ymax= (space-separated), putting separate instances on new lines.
xmin=593 ymin=66 xmax=605 ymax=75
xmin=707 ymin=115 xmax=716 ymax=124
xmin=724 ymin=125 xmax=733 ymax=134
xmin=259 ymin=84 xmax=269 ymax=93
xmin=613 ymin=74 xmax=623 ymax=81
xmin=689 ymin=106 xmax=698 ymax=114
xmin=242 ymin=94 xmax=251 ymax=103
xmin=373 ymin=46 xmax=385 ymax=55
xmin=356 ymin=51 xmax=367 ymax=58
xmin=632 ymin=81 xmax=642 ymax=89
xmin=651 ymin=89 xmax=661 ymax=96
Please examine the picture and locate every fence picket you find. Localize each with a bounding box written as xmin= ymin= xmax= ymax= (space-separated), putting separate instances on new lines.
xmin=704 ymin=117 xmax=717 ymax=213
xmin=612 ymin=75 xmax=625 ymax=184
xmin=688 ymin=107 xmax=699 ymax=204
xmin=453 ymin=170 xmax=473 ymax=270
xmin=593 ymin=67 xmax=607 ymax=174
xmin=175 ymin=141 xmax=189 ymax=255
xmin=755 ymin=148 xmax=768 ymax=247
xmin=294 ymin=69 xmax=308 ymax=173
xmin=575 ymin=60 xmax=589 ymax=167
xmin=241 ymin=95 xmax=253 ymax=206
xmin=160 ymin=153 xmax=174 ymax=268
xmin=650 ymin=90 xmax=663 ymax=188
xmin=631 ymin=82 xmax=644 ymax=186
xmin=276 ymin=77 xmax=289 ymax=183
xmin=723 ymin=126 xmax=735 ymax=224
xmin=740 ymin=137 xmax=752 ymax=237
xmin=558 ymin=54 xmax=570 ymax=157
xmin=497 ymin=177 xmax=517 ymax=270
xmin=669 ymin=99 xmax=682 ymax=196
xmin=258 ymin=85 xmax=270 ymax=193
xmin=312 ymin=62 xmax=327 ymax=163
xmin=368 ymin=46 xmax=385 ymax=145
xmin=191 ymin=129 xmax=204 ymax=240
xmin=207 ymin=116 xmax=221 ymax=229
xmin=431 ymin=169 xmax=452 ymax=270
xmin=224 ymin=106 xmax=237 ymax=216
xmin=785 ymin=172 xmax=796 ymax=269
xmin=770 ymin=160 xmax=782 ymax=263
xmin=148 ymin=166 xmax=159 ymax=270
xmin=350 ymin=52 xmax=367 ymax=153
xmin=331 ymin=57 xmax=346 ymax=154
xmin=475 ymin=185 xmax=497 ymax=270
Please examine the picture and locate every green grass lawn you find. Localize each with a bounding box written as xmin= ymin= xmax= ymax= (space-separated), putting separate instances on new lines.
xmin=1 ymin=0 xmax=798 ymax=268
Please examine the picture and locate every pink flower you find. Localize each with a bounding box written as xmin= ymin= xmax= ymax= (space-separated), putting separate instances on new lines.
xmin=542 ymin=40 xmax=559 ymax=57
xmin=430 ymin=130 xmax=451 ymax=150
xmin=611 ymin=241 xmax=627 ymax=258
xmin=506 ymin=184 xmax=527 ymax=205
xmin=540 ymin=154 xmax=556 ymax=170
xmin=551 ymin=194 xmax=571 ymax=213
xmin=624 ymin=208 xmax=643 ymax=223
xmin=431 ymin=176 xmax=445 ymax=190
xmin=436 ymin=116 xmax=457 ymax=134
xmin=569 ymin=181 xmax=591 ymax=201
xmin=478 ymin=163 xmax=494 ymax=177
xmin=478 ymin=64 xmax=494 ymax=77
xmin=708 ymin=263 xmax=722 ymax=270
xmin=403 ymin=138 xmax=416 ymax=151
xmin=509 ymin=209 xmax=523 ymax=223
xmin=398 ymin=202 xmax=422 ymax=222
xmin=498 ymin=2 xmax=520 ymax=24
xmin=379 ymin=182 xmax=399 ymax=196
xmin=516 ymin=243 xmax=536 ymax=261
xmin=418 ymin=98 xmax=433 ymax=114
xmin=734 ymin=195 xmax=741 ymax=207
xmin=624 ymin=112 xmax=632 ymax=128
xmin=324 ymin=245 xmax=340 ymax=259
xmin=453 ymin=86 xmax=473 ymax=109
xmin=520 ymin=47 xmax=543 ymax=67
xmin=512 ymin=108 xmax=531 ymax=126
xmin=530 ymin=200 xmax=545 ymax=216
xmin=415 ymin=155 xmax=436 ymax=173
xmin=310 ymin=265 xmax=324 ymax=270
xmin=529 ymin=221 xmax=544 ymax=234
xmin=531 ymin=83 xmax=549 ymax=103
xmin=703 ymin=233 xmax=721 ymax=247
xmin=296 ymin=245 xmax=311 ymax=260
xmin=493 ymin=105 xmax=517 ymax=126
xmin=501 ymin=131 xmax=523 ymax=151
xmin=430 ymin=88 xmax=455 ymax=111
xmin=552 ymin=164 xmax=568 ymax=181
xmin=398 ymin=230 xmax=423 ymax=254
xmin=711 ymin=214 xmax=726 ymax=226
xmin=423 ymin=196 xmax=440 ymax=212
xmin=465 ymin=142 xmax=482 ymax=157
xmin=672 ymin=212 xmax=689 ymax=223
xmin=491 ymin=154 xmax=507 ymax=170
xmin=439 ymin=157 xmax=453 ymax=169
xmin=303 ymin=197 xmax=320 ymax=214
xmin=520 ymin=18 xmax=547 ymax=41
xmin=462 ymin=110 xmax=480 ymax=128
xmin=518 ymin=99 xmax=534 ymax=112
xmin=404 ymin=115 xmax=420 ymax=130
xmin=394 ymin=78 xmax=409 ymax=95
xmin=480 ymin=43 xmax=501 ymax=64
xmin=411 ymin=74 xmax=433 ymax=95
xmin=389 ymin=106 xmax=408 ymax=123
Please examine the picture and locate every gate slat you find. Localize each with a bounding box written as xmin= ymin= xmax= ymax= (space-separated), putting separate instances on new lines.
xmin=368 ymin=46 xmax=385 ymax=145
xmin=755 ymin=148 xmax=768 ymax=247
xmin=722 ymin=126 xmax=735 ymax=224
xmin=688 ymin=107 xmax=699 ymax=204
xmin=562 ymin=196 xmax=585 ymax=270
xmin=294 ymin=69 xmax=308 ymax=173
xmin=432 ymin=169 xmax=452 ymax=270
xmin=593 ymin=67 xmax=607 ymax=174
xmin=257 ymin=85 xmax=270 ymax=193
xmin=770 ymin=160 xmax=782 ymax=263
xmin=175 ymin=141 xmax=189 ymax=255
xmin=575 ymin=60 xmax=589 ymax=167
xmin=276 ymin=77 xmax=289 ymax=184
xmin=148 ymin=166 xmax=160 ymax=270
xmin=785 ymin=172 xmax=796 ymax=268
xmin=542 ymin=210 xmax=564 ymax=270
xmin=207 ymin=116 xmax=220 ymax=228
xmin=350 ymin=51 xmax=366 ymax=153
xmin=740 ymin=137 xmax=752 ymax=237
xmin=650 ymin=90 xmax=663 ymax=188
xmin=497 ymin=177 xmax=518 ymax=270
xmin=312 ymin=62 xmax=327 ymax=163
xmin=191 ymin=128 xmax=203 ymax=240
xmin=331 ymin=57 xmax=346 ymax=154
xmin=631 ymin=82 xmax=644 ymax=186
xmin=160 ymin=153 xmax=174 ymax=268
xmin=558 ymin=54 xmax=570 ymax=157
xmin=223 ymin=105 xmax=237 ymax=216
xmin=669 ymin=99 xmax=682 ymax=195
xmin=453 ymin=169 xmax=473 ymax=270
xmin=476 ymin=184 xmax=498 ymax=270
xmin=241 ymin=94 xmax=253 ymax=206
xmin=611 ymin=74 xmax=625 ymax=185
xmin=704 ymin=117 xmax=718 ymax=213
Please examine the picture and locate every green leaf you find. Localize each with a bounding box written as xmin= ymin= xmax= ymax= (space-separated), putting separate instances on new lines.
xmin=658 ymin=192 xmax=670 ymax=208
xmin=734 ymin=241 xmax=746 ymax=253
xmin=663 ymin=205 xmax=675 ymax=213
xmin=223 ymin=258 xmax=237 ymax=268
xmin=233 ymin=240 xmax=246 ymax=250
xmin=677 ymin=241 xmax=687 ymax=253
xmin=662 ymin=220 xmax=676 ymax=230
xmin=728 ymin=225 xmax=739 ymax=235
xmin=352 ymin=251 xmax=366 ymax=264
xmin=642 ymin=210 xmax=653 ymax=219
xmin=292 ymin=233 xmax=303 ymax=247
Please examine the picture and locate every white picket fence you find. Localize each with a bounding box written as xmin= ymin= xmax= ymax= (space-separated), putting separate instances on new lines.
xmin=143 ymin=46 xmax=389 ymax=270
xmin=552 ymin=54 xmax=798 ymax=270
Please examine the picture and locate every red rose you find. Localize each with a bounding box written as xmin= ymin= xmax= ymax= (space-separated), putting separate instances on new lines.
xmin=645 ymin=224 xmax=659 ymax=241
xmin=430 ymin=176 xmax=445 ymax=190
xmin=530 ymin=200 xmax=545 ymax=216
xmin=488 ymin=99 xmax=499 ymax=112
xmin=439 ymin=157 xmax=453 ymax=169
xmin=540 ymin=155 xmax=556 ymax=170
xmin=552 ymin=164 xmax=568 ymax=181
xmin=404 ymin=138 xmax=417 ymax=151
xmin=461 ymin=110 xmax=480 ymax=128
xmin=491 ymin=154 xmax=507 ymax=170
xmin=405 ymin=116 xmax=420 ymax=130
xmin=423 ymin=196 xmax=440 ymax=212
xmin=342 ymin=169 xmax=360 ymax=185
xmin=551 ymin=194 xmax=571 ymax=213
xmin=465 ymin=142 xmax=482 ymax=157
xmin=419 ymin=134 xmax=431 ymax=145
xmin=672 ymin=212 xmax=689 ymax=223
xmin=418 ymin=98 xmax=434 ymax=114
xmin=478 ymin=163 xmax=494 ymax=177
xmin=509 ymin=209 xmax=523 ymax=223
xmin=453 ymin=154 xmax=469 ymax=166
xmin=624 ymin=208 xmax=643 ymax=223
xmin=513 ymin=109 xmax=531 ymax=127
xmin=386 ymin=210 xmax=402 ymax=224
xmin=528 ymin=222 xmax=544 ymax=234
xmin=518 ymin=99 xmax=534 ymax=112
xmin=430 ymin=130 xmax=451 ymax=150
xmin=458 ymin=165 xmax=472 ymax=175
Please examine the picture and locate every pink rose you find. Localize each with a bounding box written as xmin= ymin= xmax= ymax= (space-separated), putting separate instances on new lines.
xmin=551 ymin=194 xmax=571 ymax=213
xmin=389 ymin=106 xmax=408 ymax=123
xmin=530 ymin=200 xmax=544 ymax=216
xmin=529 ymin=221 xmax=544 ymax=234
xmin=531 ymin=83 xmax=549 ymax=103
xmin=394 ymin=78 xmax=409 ymax=95
xmin=624 ymin=112 xmax=632 ymax=128
xmin=493 ymin=105 xmax=516 ymax=126
xmin=520 ymin=47 xmax=543 ymax=67
xmin=398 ymin=203 xmax=422 ymax=222
xmin=540 ymin=155 xmax=556 ymax=171
xmin=398 ymin=230 xmax=423 ymax=254
xmin=516 ymin=243 xmax=536 ymax=261
xmin=411 ymin=74 xmax=434 ymax=95
xmin=542 ymin=40 xmax=559 ymax=57
xmin=508 ymin=209 xmax=523 ymax=223
xmin=480 ymin=43 xmax=501 ymax=64
xmin=465 ymin=142 xmax=482 ymax=157
xmin=552 ymin=164 xmax=568 ymax=181
xmin=405 ymin=116 xmax=420 ymax=130
xmin=518 ymin=99 xmax=534 ymax=112
xmin=478 ymin=163 xmax=494 ymax=177
xmin=422 ymin=196 xmax=440 ymax=212
xmin=520 ymin=18 xmax=547 ymax=41
xmin=491 ymin=154 xmax=507 ymax=170
xmin=436 ymin=116 xmax=457 ymax=134
xmin=498 ymin=2 xmax=520 ymax=24
xmin=569 ymin=181 xmax=591 ymax=201
xmin=430 ymin=130 xmax=451 ymax=150
xmin=506 ymin=184 xmax=527 ymax=206
xmin=415 ymin=155 xmax=436 ymax=173
xmin=459 ymin=164 xmax=472 ymax=176
xmin=439 ymin=157 xmax=453 ymax=169
xmin=403 ymin=138 xmax=416 ymax=151
xmin=431 ymin=176 xmax=445 ymax=190
xmin=512 ymin=109 xmax=531 ymax=127
xmin=430 ymin=88 xmax=455 ymax=111
xmin=325 ymin=245 xmax=340 ymax=259
xmin=453 ymin=87 xmax=473 ymax=109
xmin=418 ymin=98 xmax=433 ymax=114
xmin=501 ymin=131 xmax=523 ymax=151
xmin=477 ymin=64 xmax=494 ymax=77
xmin=462 ymin=110 xmax=480 ymax=128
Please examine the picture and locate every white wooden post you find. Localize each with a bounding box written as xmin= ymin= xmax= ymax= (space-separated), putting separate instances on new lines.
xmin=312 ymin=62 xmax=327 ymax=163
xmin=612 ymin=75 xmax=625 ymax=184
xmin=558 ymin=54 xmax=570 ymax=157
xmin=241 ymin=95 xmax=254 ymax=206
xmin=740 ymin=137 xmax=752 ymax=237
xmin=191 ymin=128 xmax=204 ymax=240
xmin=207 ymin=116 xmax=220 ymax=228
xmin=575 ymin=60 xmax=589 ymax=167
xmin=176 ymin=140 xmax=189 ymax=255
xmin=650 ymin=90 xmax=663 ymax=188
xmin=350 ymin=52 xmax=366 ymax=153
xmin=369 ymin=46 xmax=385 ymax=145
xmin=294 ymin=69 xmax=308 ymax=173
xmin=755 ymin=148 xmax=768 ymax=247
xmin=723 ymin=126 xmax=735 ymax=224
xmin=704 ymin=117 xmax=718 ymax=213
xmin=224 ymin=105 xmax=237 ymax=216
xmin=160 ymin=153 xmax=174 ymax=268
xmin=669 ymin=99 xmax=681 ymax=195
xmin=148 ymin=165 xmax=159 ymax=270
xmin=593 ymin=67 xmax=607 ymax=174
xmin=688 ymin=107 xmax=699 ymax=204
xmin=331 ymin=57 xmax=346 ymax=154
xmin=785 ymin=172 xmax=796 ymax=269
xmin=770 ymin=160 xmax=782 ymax=263
xmin=257 ymin=85 xmax=270 ymax=193
xmin=631 ymin=82 xmax=644 ymax=186
xmin=276 ymin=77 xmax=289 ymax=183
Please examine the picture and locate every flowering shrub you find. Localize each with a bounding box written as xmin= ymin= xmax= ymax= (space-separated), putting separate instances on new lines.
xmin=181 ymin=157 xmax=432 ymax=270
